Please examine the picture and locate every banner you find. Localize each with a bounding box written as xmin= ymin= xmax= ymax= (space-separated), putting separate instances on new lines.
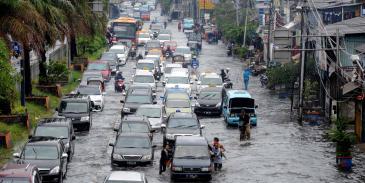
xmin=199 ymin=0 xmax=215 ymax=10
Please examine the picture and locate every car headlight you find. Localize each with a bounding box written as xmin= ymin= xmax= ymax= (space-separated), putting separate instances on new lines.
xmin=166 ymin=134 xmax=174 ymax=140
xmin=123 ymin=108 xmax=130 ymax=112
xmin=195 ymin=102 xmax=200 ymax=107
xmin=216 ymin=103 xmax=221 ymax=107
xmin=49 ymin=166 xmax=60 ymax=174
xmin=142 ymin=154 xmax=152 ymax=160
xmin=201 ymin=167 xmax=210 ymax=172
xmin=80 ymin=116 xmax=89 ymax=121
xmin=172 ymin=166 xmax=182 ymax=171
xmin=113 ymin=153 xmax=123 ymax=160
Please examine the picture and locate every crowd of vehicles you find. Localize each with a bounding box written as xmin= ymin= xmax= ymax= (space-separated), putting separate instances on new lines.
xmin=0 ymin=1 xmax=258 ymax=182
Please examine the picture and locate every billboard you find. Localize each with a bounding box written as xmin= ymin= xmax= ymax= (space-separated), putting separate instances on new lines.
xmin=199 ymin=0 xmax=215 ymax=10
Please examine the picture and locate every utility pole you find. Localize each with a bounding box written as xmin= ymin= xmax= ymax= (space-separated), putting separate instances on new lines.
xmin=203 ymin=0 xmax=206 ymax=25
xmin=266 ymin=1 xmax=273 ymax=67
xmin=243 ymin=0 xmax=248 ymax=46
xmin=298 ymin=2 xmax=306 ymax=123
xmin=336 ymin=28 xmax=340 ymax=120
xmin=235 ymin=0 xmax=240 ymax=26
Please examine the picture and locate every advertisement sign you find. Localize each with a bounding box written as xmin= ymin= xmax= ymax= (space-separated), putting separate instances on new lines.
xmin=199 ymin=0 xmax=215 ymax=10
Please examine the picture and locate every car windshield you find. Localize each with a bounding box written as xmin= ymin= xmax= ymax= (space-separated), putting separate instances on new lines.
xmin=116 ymin=136 xmax=150 ymax=148
xmin=168 ymin=117 xmax=198 ymax=128
xmin=139 ymin=34 xmax=150 ymax=38
xmin=109 ymin=48 xmax=125 ymax=54
xmin=137 ymin=63 xmax=154 ymax=70
xmin=59 ymin=101 xmax=88 ymax=113
xmin=134 ymin=75 xmax=154 ymax=83
xmin=167 ymin=77 xmax=189 ymax=84
xmin=122 ymin=122 xmax=149 ymax=133
xmin=175 ymin=48 xmax=190 ymax=54
xmin=77 ymin=87 xmax=101 ymax=95
xmin=201 ymin=77 xmax=222 ymax=85
xmin=199 ymin=92 xmax=221 ymax=100
xmin=34 ymin=126 xmax=69 ymax=139
xmin=0 ymin=178 xmax=29 ymax=183
xmin=174 ymin=145 xmax=208 ymax=159
xmin=126 ymin=95 xmax=151 ymax=103
xmin=23 ymin=145 xmax=58 ymax=160
xmin=166 ymin=100 xmax=190 ymax=108
xmin=158 ymin=35 xmax=170 ymax=40
xmin=147 ymin=42 xmax=160 ymax=48
xmin=88 ymin=63 xmax=107 ymax=70
xmin=101 ymin=53 xmax=116 ymax=61
xmin=136 ymin=107 xmax=161 ymax=118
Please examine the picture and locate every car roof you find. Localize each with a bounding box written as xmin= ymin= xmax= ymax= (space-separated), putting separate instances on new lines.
xmin=135 ymin=70 xmax=153 ymax=76
xmin=166 ymin=63 xmax=182 ymax=68
xmin=122 ymin=115 xmax=148 ymax=122
xmin=89 ymin=61 xmax=108 ymax=64
xmin=137 ymin=59 xmax=154 ymax=64
xmin=169 ymin=71 xmax=188 ymax=77
xmin=0 ymin=163 xmax=36 ymax=178
xmin=170 ymin=112 xmax=195 ymax=118
xmin=107 ymin=171 xmax=144 ymax=181
xmin=118 ymin=133 xmax=150 ymax=138
xmin=37 ymin=118 xmax=72 ymax=127
xmin=138 ymin=104 xmax=162 ymax=109
xmin=128 ymin=88 xmax=150 ymax=95
xmin=226 ymin=90 xmax=252 ymax=98
xmin=129 ymin=84 xmax=152 ymax=89
xmin=175 ymin=136 xmax=207 ymax=146
xmin=110 ymin=45 xmax=126 ymax=49
xmin=200 ymin=87 xmax=223 ymax=93
xmin=176 ymin=46 xmax=190 ymax=49
xmin=27 ymin=137 xmax=61 ymax=145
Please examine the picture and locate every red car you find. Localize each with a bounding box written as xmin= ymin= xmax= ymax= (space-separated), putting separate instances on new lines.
xmin=141 ymin=12 xmax=150 ymax=21
xmin=0 ymin=163 xmax=42 ymax=182
xmin=87 ymin=61 xmax=112 ymax=82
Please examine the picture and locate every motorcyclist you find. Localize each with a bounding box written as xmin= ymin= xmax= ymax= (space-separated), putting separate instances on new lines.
xmin=165 ymin=45 xmax=172 ymax=57
xmin=114 ymin=71 xmax=124 ymax=81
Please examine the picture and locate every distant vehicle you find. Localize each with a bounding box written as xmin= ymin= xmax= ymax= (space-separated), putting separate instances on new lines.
xmin=135 ymin=59 xmax=160 ymax=80
xmin=164 ymin=71 xmax=192 ymax=95
xmin=175 ymin=46 xmax=192 ymax=66
xmin=164 ymin=97 xmax=192 ymax=116
xmin=131 ymin=70 xmax=157 ymax=92
xmin=163 ymin=63 xmax=182 ymax=78
xmin=31 ymin=118 xmax=76 ymax=162
xmin=109 ymin=133 xmax=155 ymax=167
xmin=137 ymin=32 xmax=151 ymax=45
xmin=194 ymin=87 xmax=223 ymax=116
xmin=87 ymin=61 xmax=112 ymax=82
xmin=76 ymin=85 xmax=105 ymax=111
xmin=171 ymin=136 xmax=212 ymax=181
xmin=57 ymin=95 xmax=93 ymax=131
xmin=0 ymin=163 xmax=42 ymax=183
xmin=13 ymin=137 xmax=68 ymax=183
xmin=111 ymin=17 xmax=138 ymax=44
xmin=197 ymin=72 xmax=223 ymax=93
xmin=141 ymin=11 xmax=150 ymax=21
xmin=157 ymin=34 xmax=171 ymax=44
xmin=145 ymin=40 xmax=161 ymax=55
xmin=136 ymin=104 xmax=167 ymax=130
xmin=115 ymin=115 xmax=154 ymax=140
xmin=109 ymin=45 xmax=129 ymax=65
xmin=81 ymin=70 xmax=104 ymax=91
xmin=100 ymin=52 xmax=119 ymax=75
xmin=121 ymin=87 xmax=157 ymax=116
xmin=222 ymin=89 xmax=258 ymax=126
xmin=103 ymin=171 xmax=148 ymax=183
xmin=161 ymin=112 xmax=204 ymax=146
xmin=183 ymin=18 xmax=194 ymax=32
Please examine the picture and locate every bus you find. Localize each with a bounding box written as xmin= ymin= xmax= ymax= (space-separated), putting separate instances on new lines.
xmin=111 ymin=17 xmax=138 ymax=44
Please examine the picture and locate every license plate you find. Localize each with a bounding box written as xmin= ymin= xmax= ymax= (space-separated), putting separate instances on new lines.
xmin=127 ymin=162 xmax=136 ymax=165
xmin=188 ymin=174 xmax=198 ymax=179
xmin=204 ymin=111 xmax=211 ymax=114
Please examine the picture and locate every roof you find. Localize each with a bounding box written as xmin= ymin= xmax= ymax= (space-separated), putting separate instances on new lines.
xmin=37 ymin=118 xmax=72 ymax=127
xmin=113 ymin=17 xmax=137 ymax=24
xmin=312 ymin=0 xmax=360 ymax=9
xmin=107 ymin=171 xmax=144 ymax=181
xmin=110 ymin=45 xmax=126 ymax=50
xmin=138 ymin=104 xmax=162 ymax=109
xmin=324 ymin=17 xmax=365 ymax=35
xmin=226 ymin=90 xmax=252 ymax=98
xmin=175 ymin=136 xmax=207 ymax=146
xmin=166 ymin=63 xmax=182 ymax=67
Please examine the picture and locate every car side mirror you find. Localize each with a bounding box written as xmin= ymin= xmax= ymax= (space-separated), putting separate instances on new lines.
xmin=120 ymin=100 xmax=125 ymax=103
xmin=200 ymin=125 xmax=205 ymax=129
xmin=109 ymin=143 xmax=114 ymax=147
xmin=151 ymin=129 xmax=156 ymax=133
xmin=72 ymin=135 xmax=76 ymax=140
xmin=195 ymin=78 xmax=198 ymax=81
xmin=161 ymin=124 xmax=166 ymax=128
xmin=28 ymin=135 xmax=32 ymax=139
xmin=133 ymin=67 xmax=136 ymax=69
xmin=13 ymin=153 xmax=20 ymax=158
xmin=152 ymin=145 xmax=157 ymax=148
xmin=153 ymin=101 xmax=157 ymax=104
xmin=194 ymin=96 xmax=197 ymax=99
xmin=77 ymin=79 xmax=81 ymax=82
xmin=163 ymin=115 xmax=167 ymax=119
xmin=255 ymin=104 xmax=259 ymax=109
xmin=113 ymin=127 xmax=118 ymax=132
xmin=61 ymin=153 xmax=68 ymax=159
xmin=55 ymin=108 xmax=58 ymax=112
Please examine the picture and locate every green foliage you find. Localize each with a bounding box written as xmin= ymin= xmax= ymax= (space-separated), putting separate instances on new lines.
xmin=267 ymin=63 xmax=299 ymax=86
xmin=233 ymin=46 xmax=248 ymax=58
xmin=39 ymin=60 xmax=69 ymax=84
xmin=77 ymin=34 xmax=106 ymax=58
xmin=303 ymin=79 xmax=318 ymax=101
xmin=328 ymin=118 xmax=356 ymax=156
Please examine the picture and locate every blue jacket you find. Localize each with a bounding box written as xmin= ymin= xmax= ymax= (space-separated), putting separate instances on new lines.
xmin=243 ymin=69 xmax=251 ymax=81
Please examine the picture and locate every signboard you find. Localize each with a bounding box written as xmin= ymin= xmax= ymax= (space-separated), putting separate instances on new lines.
xmin=204 ymin=13 xmax=210 ymax=20
xmin=199 ymin=0 xmax=215 ymax=10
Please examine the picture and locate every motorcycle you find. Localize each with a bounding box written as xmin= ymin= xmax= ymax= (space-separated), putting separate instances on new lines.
xmin=223 ymin=78 xmax=233 ymax=89
xmin=260 ymin=74 xmax=268 ymax=87
xmin=114 ymin=79 xmax=125 ymax=92
xmin=227 ymin=47 xmax=232 ymax=56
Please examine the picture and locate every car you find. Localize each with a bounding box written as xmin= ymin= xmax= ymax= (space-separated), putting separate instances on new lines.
xmin=87 ymin=61 xmax=111 ymax=82
xmin=121 ymin=87 xmax=157 ymax=116
xmin=115 ymin=115 xmax=154 ymax=139
xmin=164 ymin=71 xmax=192 ymax=95
xmin=197 ymin=72 xmax=223 ymax=93
xmin=194 ymin=87 xmax=223 ymax=116
xmin=0 ymin=163 xmax=42 ymax=183
xmin=157 ymin=34 xmax=171 ymax=44
xmin=163 ymin=63 xmax=182 ymax=77
xmin=103 ymin=171 xmax=148 ymax=183
xmin=109 ymin=45 xmax=129 ymax=65
xmin=137 ymin=32 xmax=151 ymax=45
xmin=130 ymin=70 xmax=157 ymax=92
xmin=159 ymin=29 xmax=172 ymax=35
xmin=175 ymin=46 xmax=192 ymax=60
xmin=13 ymin=137 xmax=68 ymax=183
xmin=31 ymin=118 xmax=76 ymax=162
xmin=57 ymin=95 xmax=93 ymax=131
xmin=109 ymin=133 xmax=155 ymax=167
xmin=183 ymin=18 xmax=194 ymax=31
xmin=163 ymin=40 xmax=177 ymax=52
xmin=136 ymin=104 xmax=166 ymax=130
xmin=162 ymin=113 xmax=204 ymax=146
xmin=140 ymin=11 xmax=150 ymax=21
xmin=76 ymin=85 xmax=105 ymax=111
xmin=145 ymin=55 xmax=162 ymax=75
xmin=145 ymin=40 xmax=161 ymax=55
xmin=126 ymin=84 xmax=156 ymax=96
xmin=100 ymin=52 xmax=119 ymax=75
xmin=164 ymin=96 xmax=192 ymax=116
xmin=80 ymin=70 xmax=104 ymax=89
xmin=135 ymin=59 xmax=159 ymax=79
xmin=170 ymin=136 xmax=212 ymax=181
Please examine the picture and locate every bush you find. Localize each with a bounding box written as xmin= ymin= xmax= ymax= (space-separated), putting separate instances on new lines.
xmin=77 ymin=34 xmax=106 ymax=56
xmin=267 ymin=63 xmax=299 ymax=87
xmin=328 ymin=118 xmax=356 ymax=156
xmin=39 ymin=61 xmax=69 ymax=84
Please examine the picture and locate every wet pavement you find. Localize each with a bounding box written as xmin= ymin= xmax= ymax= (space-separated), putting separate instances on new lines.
xmin=64 ymin=7 xmax=365 ymax=183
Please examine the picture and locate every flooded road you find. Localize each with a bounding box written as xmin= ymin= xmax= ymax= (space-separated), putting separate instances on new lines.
xmin=64 ymin=7 xmax=365 ymax=183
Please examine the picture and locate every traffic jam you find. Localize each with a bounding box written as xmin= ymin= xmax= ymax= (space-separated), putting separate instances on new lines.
xmin=0 ymin=1 xmax=258 ymax=183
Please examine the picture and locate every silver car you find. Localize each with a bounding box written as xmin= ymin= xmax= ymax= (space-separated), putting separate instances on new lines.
xmin=136 ymin=104 xmax=166 ymax=130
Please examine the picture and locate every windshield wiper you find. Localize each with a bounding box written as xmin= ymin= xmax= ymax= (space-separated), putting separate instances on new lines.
xmin=122 ymin=146 xmax=137 ymax=148
xmin=32 ymin=148 xmax=38 ymax=160
xmin=184 ymin=125 xmax=198 ymax=128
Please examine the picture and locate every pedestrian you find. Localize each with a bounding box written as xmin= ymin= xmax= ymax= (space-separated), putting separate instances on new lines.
xmin=212 ymin=137 xmax=225 ymax=152
xmin=239 ymin=109 xmax=251 ymax=141
xmin=159 ymin=144 xmax=170 ymax=174
xmin=210 ymin=143 xmax=223 ymax=171
xmin=243 ymin=68 xmax=251 ymax=90
xmin=178 ymin=21 xmax=181 ymax=32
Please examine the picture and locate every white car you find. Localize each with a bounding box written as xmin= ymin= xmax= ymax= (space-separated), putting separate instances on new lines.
xmin=131 ymin=70 xmax=157 ymax=92
xmin=164 ymin=63 xmax=182 ymax=75
xmin=157 ymin=34 xmax=171 ymax=44
xmin=109 ymin=45 xmax=129 ymax=65
xmin=77 ymin=85 xmax=104 ymax=111
xmin=197 ymin=72 xmax=223 ymax=92
xmin=136 ymin=104 xmax=166 ymax=130
xmin=175 ymin=46 xmax=192 ymax=62
xmin=164 ymin=72 xmax=192 ymax=95
xmin=137 ymin=33 xmax=151 ymax=45
xmin=103 ymin=171 xmax=148 ymax=183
